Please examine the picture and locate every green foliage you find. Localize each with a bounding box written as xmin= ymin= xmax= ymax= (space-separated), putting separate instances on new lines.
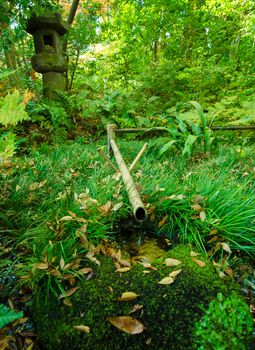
xmin=150 ymin=102 xmax=215 ymax=158
xmin=0 ymin=132 xmax=16 ymax=162
xmin=0 ymin=304 xmax=23 ymax=329
xmin=26 ymin=97 xmax=72 ymax=144
xmin=0 ymin=90 xmax=29 ymax=127
xmin=194 ymin=292 xmax=253 ymax=350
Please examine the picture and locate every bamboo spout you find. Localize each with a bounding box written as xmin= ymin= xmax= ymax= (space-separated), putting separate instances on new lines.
xmin=109 ymin=138 xmax=147 ymax=222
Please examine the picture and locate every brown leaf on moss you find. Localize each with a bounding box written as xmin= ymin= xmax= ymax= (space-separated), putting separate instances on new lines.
xmin=164 ymin=258 xmax=182 ymax=267
xmin=107 ymin=316 xmax=144 ymax=334
xmin=73 ymin=325 xmax=90 ymax=333
xmin=79 ymin=267 xmax=92 ymax=275
xmin=169 ymin=269 xmax=182 ymax=278
xmin=129 ymin=304 xmax=143 ymax=314
xmin=118 ymin=259 xmax=131 ymax=267
xmin=192 ymin=258 xmax=206 ymax=267
xmin=118 ymin=292 xmax=139 ymax=301
xmin=115 ymin=267 xmax=131 ymax=273
xmin=190 ymin=251 xmax=200 ymax=257
xmin=59 ymin=287 xmax=79 ymax=299
xmin=158 ymin=276 xmax=174 ymax=285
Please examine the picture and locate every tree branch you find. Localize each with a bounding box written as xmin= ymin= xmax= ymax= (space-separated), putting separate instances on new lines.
xmin=67 ymin=0 xmax=80 ymax=26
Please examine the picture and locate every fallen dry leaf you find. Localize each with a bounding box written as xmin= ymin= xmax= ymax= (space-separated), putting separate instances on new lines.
xmin=63 ymin=299 xmax=73 ymax=307
xmin=73 ymin=325 xmax=90 ymax=334
xmin=107 ymin=316 xmax=144 ymax=334
xmin=191 ymin=203 xmax=203 ymax=211
xmin=118 ymin=292 xmax=139 ymax=301
xmin=158 ymin=215 xmax=168 ymax=228
xmin=158 ymin=276 xmax=174 ymax=285
xmin=192 ymin=258 xmax=206 ymax=268
xmin=60 ymin=256 xmax=65 ymax=270
xmin=35 ymin=262 xmax=49 ymax=270
xmin=79 ymin=267 xmax=92 ymax=275
xmin=224 ymin=267 xmax=233 ymax=277
xmin=140 ymin=262 xmax=151 ymax=268
xmin=200 ymin=211 xmax=206 ymax=222
xmin=164 ymin=258 xmax=182 ymax=267
xmin=169 ymin=269 xmax=182 ymax=278
xmin=59 ymin=286 xmax=79 ymax=299
xmin=60 ymin=215 xmax=74 ymax=221
xmin=190 ymin=251 xmax=200 ymax=257
xmin=115 ymin=267 xmax=131 ymax=273
xmin=220 ymin=242 xmax=232 ymax=254
xmin=118 ymin=259 xmax=131 ymax=267
xmin=112 ymin=202 xmax=123 ymax=211
xmin=142 ymin=270 xmax=151 ymax=274
xmin=129 ymin=304 xmax=143 ymax=314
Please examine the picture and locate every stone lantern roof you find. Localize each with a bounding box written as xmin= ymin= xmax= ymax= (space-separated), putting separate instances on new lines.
xmin=26 ymin=13 xmax=69 ymax=36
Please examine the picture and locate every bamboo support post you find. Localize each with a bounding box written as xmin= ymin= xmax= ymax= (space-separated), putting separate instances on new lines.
xmin=107 ymin=124 xmax=116 ymax=154
xmin=129 ymin=143 xmax=148 ymax=172
xmin=97 ymin=148 xmax=119 ymax=173
xmin=109 ymin=138 xmax=147 ymax=222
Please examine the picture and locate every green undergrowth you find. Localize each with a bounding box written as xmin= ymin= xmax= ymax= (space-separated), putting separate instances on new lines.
xmin=0 ymin=139 xmax=255 ymax=295
xmin=32 ymin=245 xmax=252 ymax=350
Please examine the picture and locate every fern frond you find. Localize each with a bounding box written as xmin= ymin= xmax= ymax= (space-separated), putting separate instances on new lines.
xmin=0 ymin=304 xmax=23 ymax=329
xmin=0 ymin=90 xmax=30 ymax=127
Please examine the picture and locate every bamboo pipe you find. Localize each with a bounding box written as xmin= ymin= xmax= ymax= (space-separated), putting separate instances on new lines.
xmin=109 ymin=138 xmax=147 ymax=222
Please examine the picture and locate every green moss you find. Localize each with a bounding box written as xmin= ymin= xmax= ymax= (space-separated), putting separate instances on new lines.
xmin=32 ymin=245 xmax=238 ymax=350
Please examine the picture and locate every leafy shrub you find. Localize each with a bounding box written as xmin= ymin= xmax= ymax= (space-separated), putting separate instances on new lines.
xmin=194 ymin=292 xmax=253 ymax=350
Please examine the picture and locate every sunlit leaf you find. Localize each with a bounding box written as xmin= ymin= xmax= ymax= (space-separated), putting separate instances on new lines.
xmin=190 ymin=251 xmax=200 ymax=257
xmin=220 ymin=242 xmax=232 ymax=254
xmin=73 ymin=325 xmax=90 ymax=333
xmin=115 ymin=267 xmax=131 ymax=273
xmin=107 ymin=316 xmax=144 ymax=334
xmin=129 ymin=304 xmax=143 ymax=314
xmin=191 ymin=203 xmax=203 ymax=211
xmin=169 ymin=269 xmax=182 ymax=278
xmin=200 ymin=211 xmax=206 ymax=221
xmin=158 ymin=276 xmax=174 ymax=285
xmin=192 ymin=258 xmax=206 ymax=267
xmin=164 ymin=258 xmax=182 ymax=267
xmin=79 ymin=267 xmax=92 ymax=275
xmin=60 ymin=216 xmax=74 ymax=221
xmin=118 ymin=292 xmax=139 ymax=301
xmin=35 ymin=262 xmax=49 ymax=270
xmin=118 ymin=259 xmax=131 ymax=267
xmin=60 ymin=256 xmax=65 ymax=270
xmin=112 ymin=202 xmax=123 ymax=211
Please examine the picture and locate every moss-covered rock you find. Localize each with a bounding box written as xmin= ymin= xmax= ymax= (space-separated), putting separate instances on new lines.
xmin=32 ymin=245 xmax=239 ymax=350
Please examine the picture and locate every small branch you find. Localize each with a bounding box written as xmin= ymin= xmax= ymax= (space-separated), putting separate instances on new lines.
xmin=97 ymin=148 xmax=119 ymax=173
xmin=129 ymin=143 xmax=148 ymax=172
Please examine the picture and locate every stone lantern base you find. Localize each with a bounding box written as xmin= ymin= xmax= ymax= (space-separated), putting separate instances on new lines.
xmin=42 ymin=72 xmax=66 ymax=98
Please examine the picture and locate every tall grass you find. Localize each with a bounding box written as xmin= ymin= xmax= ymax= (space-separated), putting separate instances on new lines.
xmin=1 ymin=139 xmax=255 ymax=294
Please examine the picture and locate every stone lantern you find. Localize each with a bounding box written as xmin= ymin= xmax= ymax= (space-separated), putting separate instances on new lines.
xmin=26 ymin=13 xmax=69 ymax=97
